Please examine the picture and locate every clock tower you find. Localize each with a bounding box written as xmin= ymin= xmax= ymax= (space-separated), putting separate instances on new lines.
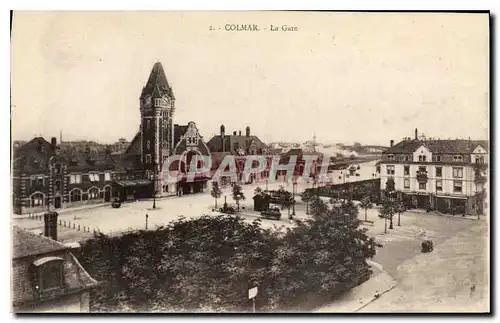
xmin=139 ymin=62 xmax=175 ymax=193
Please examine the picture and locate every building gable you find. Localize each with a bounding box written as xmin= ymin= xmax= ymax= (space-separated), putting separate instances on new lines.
xmin=472 ymin=145 xmax=487 ymax=154
xmin=412 ymin=145 xmax=432 ymax=162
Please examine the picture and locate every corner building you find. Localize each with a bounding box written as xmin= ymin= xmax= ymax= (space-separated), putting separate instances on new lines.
xmin=379 ymin=129 xmax=488 ymax=215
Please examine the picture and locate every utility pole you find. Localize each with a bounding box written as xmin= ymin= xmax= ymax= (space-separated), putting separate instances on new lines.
xmin=145 ymin=213 xmax=149 ymax=230
xmin=292 ymin=179 xmax=296 ymax=216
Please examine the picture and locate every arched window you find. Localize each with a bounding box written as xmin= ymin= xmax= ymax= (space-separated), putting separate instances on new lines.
xmin=70 ymin=189 xmax=82 ymax=202
xmin=31 ymin=193 xmax=44 ymax=207
xmin=88 ymin=187 xmax=99 ymax=200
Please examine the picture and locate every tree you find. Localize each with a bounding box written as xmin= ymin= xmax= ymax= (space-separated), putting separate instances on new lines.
xmin=378 ymin=200 xmax=395 ymax=233
xmin=210 ymin=182 xmax=222 ymax=208
xmin=359 ymin=196 xmax=372 ymax=222
xmin=309 ymin=195 xmax=328 ymax=217
xmin=301 ymin=190 xmax=313 ymax=215
xmin=232 ymin=184 xmax=246 ymax=211
xmin=77 ymin=200 xmax=382 ymax=313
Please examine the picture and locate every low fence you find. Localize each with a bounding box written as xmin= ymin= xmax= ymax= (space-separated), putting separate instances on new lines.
xmin=26 ymin=213 xmax=102 ymax=235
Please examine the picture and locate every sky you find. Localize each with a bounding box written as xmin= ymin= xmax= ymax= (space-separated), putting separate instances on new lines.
xmin=11 ymin=11 xmax=489 ymax=146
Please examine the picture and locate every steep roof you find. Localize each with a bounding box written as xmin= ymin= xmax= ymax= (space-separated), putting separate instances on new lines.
xmin=125 ymin=131 xmax=141 ymax=155
xmin=206 ymin=134 xmax=268 ymax=154
xmin=174 ymin=124 xmax=188 ymax=147
xmin=140 ymin=62 xmax=175 ymax=99
xmin=385 ymin=139 xmax=489 ymax=154
xmin=13 ymin=137 xmax=115 ymax=173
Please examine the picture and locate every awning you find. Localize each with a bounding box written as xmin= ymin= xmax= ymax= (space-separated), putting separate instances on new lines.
xmin=114 ymin=179 xmax=153 ymax=187
xmin=435 ymin=194 xmax=468 ymax=200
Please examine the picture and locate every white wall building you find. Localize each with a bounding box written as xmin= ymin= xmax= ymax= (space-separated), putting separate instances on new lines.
xmin=379 ymin=129 xmax=488 ymax=215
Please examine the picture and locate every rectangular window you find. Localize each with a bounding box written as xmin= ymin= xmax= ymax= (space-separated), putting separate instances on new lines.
xmin=404 ymin=166 xmax=410 ymax=176
xmin=146 ymin=120 xmax=151 ymax=130
xmin=145 ymin=154 xmax=152 ymax=163
xmin=436 ymin=180 xmax=443 ymax=192
xmin=404 ymin=179 xmax=410 ymax=189
xmin=104 ymin=172 xmax=111 ymax=181
xmin=404 ymin=155 xmax=409 ymax=161
xmin=147 ymin=140 xmax=151 ymax=149
xmin=453 ymin=155 xmax=463 ymax=162
xmin=453 ymin=180 xmax=463 ymax=193
xmin=436 ymin=167 xmax=442 ymax=177
xmin=436 ymin=155 xmax=441 ymax=162
xmin=419 ymin=182 xmax=426 ymax=190
xmin=387 ymin=154 xmax=395 ymax=161
xmin=419 ymin=155 xmax=427 ymax=162
xmin=386 ymin=165 xmax=395 ymax=175
xmin=89 ymin=173 xmax=100 ymax=182
xmin=40 ymin=262 xmax=64 ymax=291
xmin=452 ymin=167 xmax=463 ymax=178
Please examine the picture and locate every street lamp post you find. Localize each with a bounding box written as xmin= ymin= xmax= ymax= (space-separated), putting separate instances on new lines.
xmin=292 ymin=179 xmax=296 ymax=216
xmin=384 ymin=211 xmax=388 ymax=234
xmin=150 ymin=162 xmax=157 ymax=209
xmin=389 ymin=192 xmax=394 ymax=230
xmin=145 ymin=213 xmax=149 ymax=230
xmin=398 ymin=200 xmax=402 ymax=226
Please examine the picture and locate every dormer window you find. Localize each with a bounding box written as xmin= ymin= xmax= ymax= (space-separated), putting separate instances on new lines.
xmin=387 ymin=154 xmax=395 ymax=161
xmin=404 ymin=155 xmax=410 ymax=161
xmin=453 ymin=155 xmax=463 ymax=162
xmin=31 ymin=257 xmax=65 ymax=294
xmin=89 ymin=173 xmax=100 ymax=182
xmin=418 ymin=155 xmax=427 ymax=162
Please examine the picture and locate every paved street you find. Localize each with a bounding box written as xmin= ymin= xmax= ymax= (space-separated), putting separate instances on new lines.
xmin=13 ymin=173 xmax=489 ymax=312
xmin=361 ymin=217 xmax=489 ymax=312
xmin=313 ymin=208 xmax=489 ymax=313
xmin=13 ymin=179 xmax=315 ymax=241
xmin=13 ymin=159 xmax=379 ymax=241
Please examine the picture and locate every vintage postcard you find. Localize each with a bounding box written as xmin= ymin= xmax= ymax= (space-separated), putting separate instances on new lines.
xmin=10 ymin=11 xmax=490 ymax=313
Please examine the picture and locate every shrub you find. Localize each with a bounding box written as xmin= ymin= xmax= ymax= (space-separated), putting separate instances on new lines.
xmin=78 ymin=199 xmax=381 ymax=313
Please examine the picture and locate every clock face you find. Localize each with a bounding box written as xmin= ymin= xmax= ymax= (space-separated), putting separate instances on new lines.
xmin=161 ymin=97 xmax=169 ymax=106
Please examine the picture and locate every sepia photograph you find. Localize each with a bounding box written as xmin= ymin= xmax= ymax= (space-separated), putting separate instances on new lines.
xmin=10 ymin=11 xmax=490 ymax=313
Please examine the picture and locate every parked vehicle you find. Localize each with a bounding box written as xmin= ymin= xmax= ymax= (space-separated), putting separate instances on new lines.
xmin=219 ymin=204 xmax=236 ymax=214
xmin=260 ymin=207 xmax=282 ymax=220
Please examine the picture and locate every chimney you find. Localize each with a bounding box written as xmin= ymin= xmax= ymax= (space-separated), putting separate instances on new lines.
xmin=44 ymin=211 xmax=59 ymax=241
xmin=220 ymin=125 xmax=225 ymax=153
xmin=390 ymin=140 xmax=394 ymax=147
xmin=246 ymin=126 xmax=250 ymax=137
xmin=239 ymin=130 xmax=242 ymax=136
xmin=51 ymin=137 xmax=57 ymax=149
xmin=415 ymin=128 xmax=418 ymax=140
xmin=233 ymin=131 xmax=237 ymax=136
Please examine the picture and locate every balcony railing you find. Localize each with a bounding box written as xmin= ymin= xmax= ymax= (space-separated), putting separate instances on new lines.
xmin=416 ymin=171 xmax=428 ymax=183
